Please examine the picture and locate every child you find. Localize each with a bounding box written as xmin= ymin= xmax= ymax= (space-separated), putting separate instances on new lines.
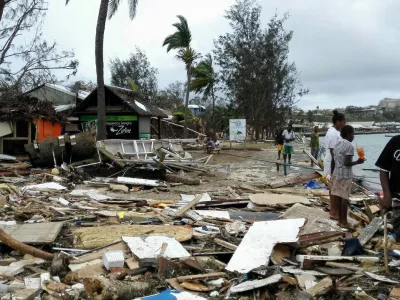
xmin=275 ymin=129 xmax=284 ymax=160
xmin=331 ymin=125 xmax=364 ymax=228
xmin=310 ymin=126 xmax=320 ymax=166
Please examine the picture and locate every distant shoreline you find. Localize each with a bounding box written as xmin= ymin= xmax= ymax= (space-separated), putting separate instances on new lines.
xmin=304 ymin=131 xmax=399 ymax=137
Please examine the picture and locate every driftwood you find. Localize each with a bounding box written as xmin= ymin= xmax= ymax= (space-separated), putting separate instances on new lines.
xmin=83 ymin=277 xmax=152 ymax=300
xmin=164 ymin=174 xmax=201 ymax=185
xmin=0 ymin=228 xmax=54 ymax=261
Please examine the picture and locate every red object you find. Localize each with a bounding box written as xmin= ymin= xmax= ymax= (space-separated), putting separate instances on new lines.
xmin=36 ymin=118 xmax=62 ymax=142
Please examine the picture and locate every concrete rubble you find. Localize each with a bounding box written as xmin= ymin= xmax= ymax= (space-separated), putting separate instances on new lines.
xmin=0 ymin=140 xmax=398 ymax=299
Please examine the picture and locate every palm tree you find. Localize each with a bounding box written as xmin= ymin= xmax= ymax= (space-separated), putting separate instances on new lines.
xmin=163 ymin=15 xmax=199 ymax=138
xmin=190 ymin=54 xmax=217 ymax=137
xmin=66 ymin=0 xmax=139 ymax=140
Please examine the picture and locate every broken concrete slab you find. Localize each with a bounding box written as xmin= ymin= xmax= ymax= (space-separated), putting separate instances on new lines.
xmin=226 ymin=218 xmax=305 ymax=273
xmin=0 ymin=222 xmax=64 ymax=244
xmin=249 ymin=193 xmax=311 ymax=206
xmin=73 ymin=225 xmax=193 ymax=249
xmin=123 ymin=236 xmax=190 ymax=260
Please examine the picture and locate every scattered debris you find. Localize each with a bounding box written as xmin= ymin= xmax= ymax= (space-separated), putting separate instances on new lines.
xmin=0 ymin=143 xmax=395 ymax=299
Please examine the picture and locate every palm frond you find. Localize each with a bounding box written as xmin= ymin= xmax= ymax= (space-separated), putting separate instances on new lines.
xmin=108 ymin=0 xmax=121 ymax=19
xmin=128 ymin=0 xmax=139 ymax=19
xmin=175 ymin=47 xmax=201 ymax=69
xmin=163 ymin=15 xmax=192 ymax=51
xmin=189 ymin=53 xmax=216 ymax=95
xmin=108 ymin=0 xmax=139 ymax=20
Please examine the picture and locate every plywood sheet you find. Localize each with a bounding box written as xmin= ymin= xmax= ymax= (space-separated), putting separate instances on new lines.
xmin=123 ymin=236 xmax=190 ymax=259
xmin=249 ymin=193 xmax=311 ymax=206
xmin=73 ymin=225 xmax=193 ymax=249
xmin=0 ymin=222 xmax=64 ymax=244
xmin=226 ymin=218 xmax=305 ymax=273
xmin=281 ymin=203 xmax=357 ymax=234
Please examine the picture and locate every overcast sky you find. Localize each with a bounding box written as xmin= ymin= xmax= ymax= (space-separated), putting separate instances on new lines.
xmin=43 ymin=0 xmax=400 ymax=110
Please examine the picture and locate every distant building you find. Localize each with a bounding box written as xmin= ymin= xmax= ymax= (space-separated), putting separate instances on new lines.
xmin=378 ymin=98 xmax=400 ymax=112
xmin=188 ymin=104 xmax=206 ymax=116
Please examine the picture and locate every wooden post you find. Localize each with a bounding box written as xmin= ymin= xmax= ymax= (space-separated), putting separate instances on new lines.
xmin=157 ymin=117 xmax=161 ymax=139
xmin=384 ymin=213 xmax=389 ymax=274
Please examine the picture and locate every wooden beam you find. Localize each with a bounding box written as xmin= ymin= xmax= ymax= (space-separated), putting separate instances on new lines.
xmin=174 ymin=194 xmax=203 ymax=217
xmin=176 ymin=272 xmax=228 ymax=283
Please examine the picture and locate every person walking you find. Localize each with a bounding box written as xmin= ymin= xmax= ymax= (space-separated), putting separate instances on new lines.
xmin=331 ymin=125 xmax=365 ymax=228
xmin=282 ymin=124 xmax=295 ymax=165
xmin=310 ymin=126 xmax=320 ymax=166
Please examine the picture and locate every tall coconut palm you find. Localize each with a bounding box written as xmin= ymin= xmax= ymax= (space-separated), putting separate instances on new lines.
xmin=163 ymin=15 xmax=199 ymax=138
xmin=190 ymin=54 xmax=217 ymax=137
xmin=66 ymin=0 xmax=139 ymax=140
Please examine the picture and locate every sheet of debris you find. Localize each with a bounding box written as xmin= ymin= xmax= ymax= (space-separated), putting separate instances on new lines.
xmin=0 ymin=142 xmax=397 ymax=299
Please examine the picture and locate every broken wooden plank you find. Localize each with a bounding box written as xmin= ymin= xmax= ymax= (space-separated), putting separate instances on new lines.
xmin=325 ymin=262 xmax=363 ymax=272
xmin=0 ymin=222 xmax=64 ymax=245
xmin=73 ymin=225 xmax=193 ymax=249
xmin=364 ymin=271 xmax=399 ymax=284
xmin=226 ymin=219 xmax=306 ymax=274
xmin=97 ymin=147 xmax=125 ymax=169
xmin=269 ymin=172 xmax=320 ymax=189
xmin=176 ymin=272 xmax=227 ymax=283
xmin=298 ymin=231 xmax=344 ymax=245
xmin=164 ymin=174 xmax=201 ymax=185
xmin=296 ymin=255 xmax=380 ymax=268
xmin=214 ymin=238 xmax=237 ymax=251
xmin=249 ymin=193 xmax=311 ymax=206
xmin=230 ymin=274 xmax=282 ymax=293
xmin=305 ymin=277 xmax=333 ymax=297
xmin=175 ymin=194 xmax=203 ymax=217
xmin=358 ymin=217 xmax=383 ymax=246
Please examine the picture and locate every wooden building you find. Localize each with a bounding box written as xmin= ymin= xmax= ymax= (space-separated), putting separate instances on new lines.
xmin=73 ymin=86 xmax=167 ymax=140
xmin=0 ymin=84 xmax=86 ymax=155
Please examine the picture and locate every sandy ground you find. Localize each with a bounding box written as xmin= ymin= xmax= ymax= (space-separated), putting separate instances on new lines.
xmin=133 ymin=143 xmax=315 ymax=200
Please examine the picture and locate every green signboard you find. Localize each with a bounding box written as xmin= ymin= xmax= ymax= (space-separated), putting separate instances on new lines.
xmin=80 ymin=115 xmax=138 ymax=122
xmin=139 ymin=133 xmax=151 ymax=140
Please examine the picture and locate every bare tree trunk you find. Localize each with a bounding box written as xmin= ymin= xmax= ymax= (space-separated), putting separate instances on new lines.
xmin=0 ymin=0 xmax=5 ymax=21
xmin=211 ymin=86 xmax=216 ymax=139
xmin=184 ymin=65 xmax=191 ymax=139
xmin=95 ymin=0 xmax=109 ymax=140
xmin=0 ymin=229 xmax=54 ymax=261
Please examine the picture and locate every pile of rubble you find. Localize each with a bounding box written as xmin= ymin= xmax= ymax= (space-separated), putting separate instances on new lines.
xmin=0 ymin=140 xmax=399 ymax=299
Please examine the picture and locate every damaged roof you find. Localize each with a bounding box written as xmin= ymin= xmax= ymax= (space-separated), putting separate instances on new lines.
xmin=0 ymin=95 xmax=66 ymax=123
xmin=74 ymin=86 xmax=168 ymax=118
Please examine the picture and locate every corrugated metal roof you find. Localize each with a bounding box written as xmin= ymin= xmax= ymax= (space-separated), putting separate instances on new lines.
xmin=107 ymin=86 xmax=168 ymax=118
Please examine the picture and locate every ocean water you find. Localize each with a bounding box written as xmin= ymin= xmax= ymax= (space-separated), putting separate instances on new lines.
xmin=320 ymin=133 xmax=398 ymax=191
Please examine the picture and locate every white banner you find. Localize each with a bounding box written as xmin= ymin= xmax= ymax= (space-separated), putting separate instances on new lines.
xmin=229 ymin=119 xmax=246 ymax=141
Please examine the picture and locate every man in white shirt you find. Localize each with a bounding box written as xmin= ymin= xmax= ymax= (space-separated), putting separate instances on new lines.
xmin=323 ymin=110 xmax=346 ymax=176
xmin=323 ymin=110 xmax=346 ymax=221
xmin=282 ymin=125 xmax=295 ymax=164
